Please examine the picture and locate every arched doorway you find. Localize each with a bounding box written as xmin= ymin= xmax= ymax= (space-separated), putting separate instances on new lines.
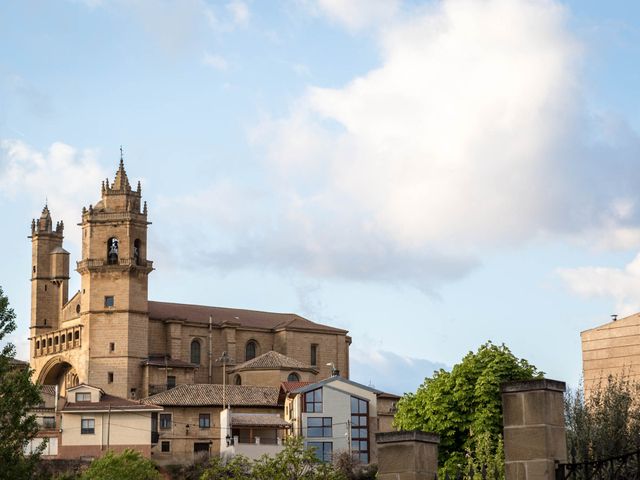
xmin=38 ymin=357 xmax=79 ymax=396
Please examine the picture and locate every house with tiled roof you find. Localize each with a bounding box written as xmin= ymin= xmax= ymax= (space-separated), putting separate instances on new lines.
xmin=229 ymin=350 xmax=319 ymax=388
xmin=143 ymin=384 xmax=289 ymax=464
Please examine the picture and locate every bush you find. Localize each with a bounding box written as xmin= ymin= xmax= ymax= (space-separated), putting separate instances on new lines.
xmin=80 ymin=449 xmax=160 ymax=480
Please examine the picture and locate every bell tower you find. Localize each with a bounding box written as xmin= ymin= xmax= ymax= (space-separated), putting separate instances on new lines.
xmin=29 ymin=205 xmax=69 ymax=337
xmin=77 ymin=152 xmax=153 ymax=398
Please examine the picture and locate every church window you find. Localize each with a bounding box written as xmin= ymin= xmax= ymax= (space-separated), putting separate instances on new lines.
xmin=190 ymin=339 xmax=201 ymax=365
xmin=234 ymin=375 xmax=242 ymax=385
xmin=167 ymin=375 xmax=176 ymax=389
xmin=130 ymin=388 xmax=137 ymax=399
xmin=47 ymin=338 xmax=52 ymax=347
xmin=107 ymin=237 xmax=119 ymax=265
xmin=33 ymin=266 xmax=36 ymax=273
xmin=76 ymin=304 xmax=80 ymax=314
xmin=67 ymin=333 xmax=72 ymax=342
xmin=44 ymin=284 xmax=47 ymax=292
xmin=108 ymin=372 xmax=114 ymax=383
xmin=133 ymin=239 xmax=141 ymax=265
xmin=245 ymin=340 xmax=257 ymax=361
xmin=74 ymin=331 xmax=79 ymax=340
xmin=104 ymin=296 xmax=114 ymax=308
xmin=311 ymin=344 xmax=318 ymax=366
xmin=36 ymin=340 xmax=40 ymax=349
xmin=288 ymin=372 xmax=300 ymax=382
xmin=54 ymin=336 xmax=59 ymax=345
xmin=43 ymin=318 xmax=47 ymax=326
xmin=109 ymin=342 xmax=115 ymax=352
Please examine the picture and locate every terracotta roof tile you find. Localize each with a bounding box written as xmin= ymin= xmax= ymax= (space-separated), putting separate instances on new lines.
xmin=148 ymin=301 xmax=347 ymax=334
xmin=142 ymin=384 xmax=282 ymax=407
xmin=62 ymin=393 xmax=162 ymax=412
xmin=230 ymin=351 xmax=316 ymax=373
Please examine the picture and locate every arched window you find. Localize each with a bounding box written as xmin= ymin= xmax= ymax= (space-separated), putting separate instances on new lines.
xmin=36 ymin=340 xmax=40 ymax=349
xmin=76 ymin=304 xmax=80 ymax=314
xmin=133 ymin=239 xmax=141 ymax=265
xmin=54 ymin=336 xmax=59 ymax=345
xmin=107 ymin=237 xmax=119 ymax=265
xmin=245 ymin=340 xmax=257 ymax=361
xmin=234 ymin=375 xmax=242 ymax=385
xmin=74 ymin=331 xmax=79 ymax=340
xmin=67 ymin=333 xmax=73 ymax=342
xmin=47 ymin=338 xmax=52 ymax=347
xmin=288 ymin=372 xmax=300 ymax=382
xmin=190 ymin=339 xmax=201 ymax=365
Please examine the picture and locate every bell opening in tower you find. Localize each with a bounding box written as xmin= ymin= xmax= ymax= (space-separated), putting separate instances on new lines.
xmin=107 ymin=237 xmax=119 ymax=265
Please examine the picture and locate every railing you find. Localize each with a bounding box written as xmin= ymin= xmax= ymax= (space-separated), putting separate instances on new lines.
xmin=556 ymin=448 xmax=640 ymax=480
xmin=33 ymin=325 xmax=82 ymax=358
xmin=37 ymin=417 xmax=57 ymax=430
xmin=77 ymin=258 xmax=153 ymax=270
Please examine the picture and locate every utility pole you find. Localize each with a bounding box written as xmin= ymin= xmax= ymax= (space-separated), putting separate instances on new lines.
xmin=106 ymin=404 xmax=112 ymax=451
xmin=208 ymin=315 xmax=213 ymax=384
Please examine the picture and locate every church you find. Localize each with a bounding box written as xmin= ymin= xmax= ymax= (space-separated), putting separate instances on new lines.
xmin=29 ymin=157 xmax=351 ymax=400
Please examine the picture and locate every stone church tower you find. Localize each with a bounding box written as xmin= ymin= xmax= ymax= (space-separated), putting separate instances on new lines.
xmin=30 ymin=153 xmax=351 ymax=401
xmin=31 ymin=157 xmax=153 ymax=399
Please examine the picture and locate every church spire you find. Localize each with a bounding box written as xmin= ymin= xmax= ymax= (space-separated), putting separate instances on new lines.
xmin=112 ymin=146 xmax=130 ymax=191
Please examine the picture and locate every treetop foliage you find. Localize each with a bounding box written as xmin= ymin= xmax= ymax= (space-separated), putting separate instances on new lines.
xmin=80 ymin=449 xmax=161 ymax=480
xmin=393 ymin=341 xmax=541 ymax=472
xmin=0 ymin=286 xmax=45 ymax=480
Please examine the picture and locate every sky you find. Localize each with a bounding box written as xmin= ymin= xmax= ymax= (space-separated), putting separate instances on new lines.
xmin=1 ymin=0 xmax=640 ymax=395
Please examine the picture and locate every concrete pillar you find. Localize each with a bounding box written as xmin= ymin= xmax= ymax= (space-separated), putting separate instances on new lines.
xmin=376 ymin=431 xmax=439 ymax=480
xmin=501 ymin=379 xmax=567 ymax=480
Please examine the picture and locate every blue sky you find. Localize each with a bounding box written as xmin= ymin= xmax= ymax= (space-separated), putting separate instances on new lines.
xmin=1 ymin=0 xmax=640 ymax=395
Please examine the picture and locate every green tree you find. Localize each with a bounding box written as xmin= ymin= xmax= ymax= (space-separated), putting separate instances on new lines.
xmin=565 ymin=375 xmax=640 ymax=461
xmin=393 ymin=342 xmax=541 ymax=474
xmin=81 ymin=449 xmax=160 ymax=480
xmin=0 ymin=286 xmax=44 ymax=480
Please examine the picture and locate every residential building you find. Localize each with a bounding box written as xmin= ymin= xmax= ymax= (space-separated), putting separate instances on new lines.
xmin=581 ymin=313 xmax=640 ymax=394
xmin=284 ymin=376 xmax=382 ymax=464
xmin=142 ymin=383 xmax=288 ymax=465
xmin=28 ymin=157 xmax=351 ymax=401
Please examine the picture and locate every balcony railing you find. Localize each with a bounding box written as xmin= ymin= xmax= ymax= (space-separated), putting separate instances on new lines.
xmin=33 ymin=325 xmax=82 ymax=358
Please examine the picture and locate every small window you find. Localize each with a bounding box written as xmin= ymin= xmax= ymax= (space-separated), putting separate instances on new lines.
xmin=33 ymin=266 xmax=36 ymax=273
xmin=199 ymin=414 xmax=211 ymax=429
xmin=47 ymin=338 xmax=52 ymax=347
xmin=44 ymin=319 xmax=47 ymax=326
xmin=288 ymin=372 xmax=300 ymax=382
xmin=234 ymin=375 xmax=242 ymax=386
xmin=42 ymin=416 xmax=56 ymax=429
xmin=304 ymin=388 xmax=322 ymax=413
xmin=190 ymin=339 xmax=201 ymax=364
xmin=74 ymin=330 xmax=79 ymax=340
xmin=76 ymin=304 xmax=80 ymax=314
xmin=245 ymin=340 xmax=257 ymax=361
xmin=160 ymin=413 xmax=172 ymax=429
xmin=54 ymin=336 xmax=59 ymax=345
xmin=76 ymin=392 xmax=91 ymax=402
xmin=81 ymin=418 xmax=95 ymax=434
xmin=108 ymin=372 xmax=114 ymax=384
xmin=104 ymin=296 xmax=114 ymax=308
xmin=130 ymin=388 xmax=137 ymax=399
xmin=307 ymin=417 xmax=332 ymax=437
xmin=161 ymin=441 xmax=170 ymax=453
xmin=167 ymin=376 xmax=176 ymax=389
xmin=44 ymin=284 xmax=47 ymax=292
xmin=109 ymin=342 xmax=115 ymax=352
xmin=36 ymin=340 xmax=40 ymax=349
xmin=311 ymin=344 xmax=318 ymax=366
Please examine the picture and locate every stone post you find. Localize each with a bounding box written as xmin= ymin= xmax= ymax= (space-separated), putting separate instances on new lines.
xmin=376 ymin=431 xmax=439 ymax=480
xmin=501 ymin=378 xmax=567 ymax=480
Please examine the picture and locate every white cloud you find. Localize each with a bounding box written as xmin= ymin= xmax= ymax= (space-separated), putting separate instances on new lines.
xmin=0 ymin=140 xmax=107 ymax=241
xmin=314 ymin=0 xmax=400 ymax=31
xmin=158 ymin=0 xmax=640 ymax=290
xmin=558 ymin=253 xmax=640 ymax=316
xmin=226 ymin=0 xmax=250 ymax=27
xmin=350 ymin=347 xmax=447 ymax=394
xmin=202 ymin=52 xmax=229 ymax=71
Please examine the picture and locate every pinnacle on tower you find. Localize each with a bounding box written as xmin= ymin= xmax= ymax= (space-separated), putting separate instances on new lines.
xmin=112 ymin=146 xmax=130 ymax=191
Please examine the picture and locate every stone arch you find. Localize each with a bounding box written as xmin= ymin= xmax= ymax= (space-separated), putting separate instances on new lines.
xmin=38 ymin=356 xmax=79 ymax=396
